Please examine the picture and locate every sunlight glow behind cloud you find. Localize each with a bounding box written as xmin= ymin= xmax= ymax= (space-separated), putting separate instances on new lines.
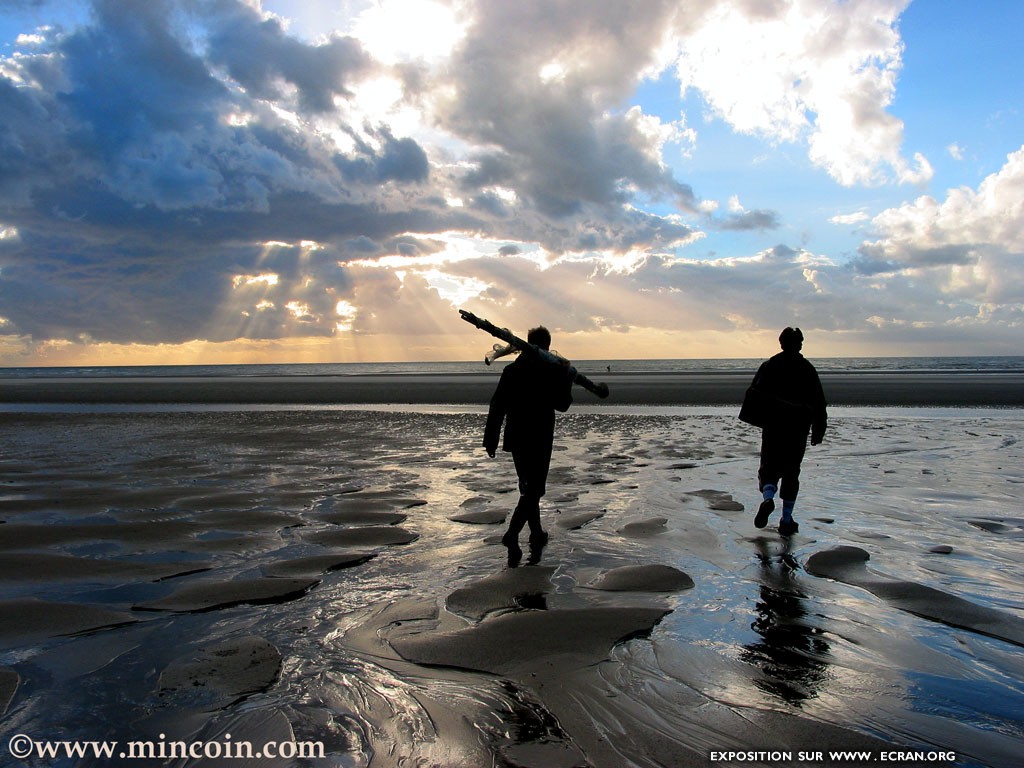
xmin=353 ymin=0 xmax=465 ymax=65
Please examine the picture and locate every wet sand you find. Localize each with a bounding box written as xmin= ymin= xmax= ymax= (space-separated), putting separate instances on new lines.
xmin=1 ymin=368 xmax=1023 ymax=406
xmin=1 ymin=377 xmax=1023 ymax=766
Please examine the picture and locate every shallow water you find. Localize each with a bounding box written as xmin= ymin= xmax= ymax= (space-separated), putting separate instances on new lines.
xmin=1 ymin=408 xmax=1023 ymax=766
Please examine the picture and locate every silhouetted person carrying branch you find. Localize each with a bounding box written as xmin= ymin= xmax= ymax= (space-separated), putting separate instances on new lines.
xmin=748 ymin=327 xmax=828 ymax=536
xmin=484 ymin=326 xmax=574 ymax=555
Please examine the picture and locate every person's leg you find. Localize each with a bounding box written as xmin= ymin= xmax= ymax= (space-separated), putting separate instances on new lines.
xmin=505 ymin=497 xmax=529 ymax=539
xmin=521 ymin=447 xmax=551 ymax=541
xmin=522 ymin=495 xmax=544 ymax=539
xmin=777 ymin=432 xmax=807 ymax=505
xmin=756 ymin=431 xmax=782 ymax=528
xmin=506 ymin=449 xmax=551 ymax=544
xmin=777 ymin=431 xmax=808 ymax=535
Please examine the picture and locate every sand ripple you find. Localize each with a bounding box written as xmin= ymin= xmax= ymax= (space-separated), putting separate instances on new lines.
xmin=159 ymin=635 xmax=282 ymax=710
xmin=302 ymin=525 xmax=418 ymax=547
xmin=807 ymin=545 xmax=1024 ymax=647
xmin=1 ymin=666 xmax=19 ymax=716
xmin=0 ymin=598 xmax=135 ymax=650
xmin=134 ymin=577 xmax=318 ymax=613
xmin=261 ymin=551 xmax=376 ymax=578
xmin=587 ymin=564 xmax=695 ymax=592
xmin=445 ymin=567 xmax=557 ymax=620
xmin=388 ymin=606 xmax=670 ymax=676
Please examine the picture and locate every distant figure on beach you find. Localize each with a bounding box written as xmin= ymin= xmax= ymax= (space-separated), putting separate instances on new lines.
xmin=484 ymin=326 xmax=574 ymax=557
xmin=748 ymin=327 xmax=827 ymax=536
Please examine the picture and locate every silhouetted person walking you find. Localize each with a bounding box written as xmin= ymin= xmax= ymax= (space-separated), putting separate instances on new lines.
xmin=484 ymin=326 xmax=573 ymax=556
xmin=749 ymin=327 xmax=827 ymax=535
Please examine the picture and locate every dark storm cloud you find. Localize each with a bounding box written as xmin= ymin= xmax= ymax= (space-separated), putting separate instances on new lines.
xmin=856 ymin=241 xmax=975 ymax=269
xmin=0 ymin=0 xmax=458 ymax=346
xmin=441 ymin=0 xmax=695 ymax=217
xmin=203 ymin=0 xmax=372 ymax=113
xmin=334 ymin=127 xmax=429 ymax=184
xmin=0 ymin=75 xmax=65 ymax=204
xmin=0 ymin=229 xmax=230 ymax=344
xmin=62 ymin=1 xmax=226 ymax=145
xmin=714 ymin=208 xmax=781 ymax=231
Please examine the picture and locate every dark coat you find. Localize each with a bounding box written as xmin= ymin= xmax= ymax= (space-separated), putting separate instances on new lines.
xmin=484 ymin=354 xmax=573 ymax=455
xmin=751 ymin=351 xmax=828 ymax=441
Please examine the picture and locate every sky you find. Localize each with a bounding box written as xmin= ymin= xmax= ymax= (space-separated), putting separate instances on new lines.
xmin=1 ymin=0 xmax=1022 ymax=366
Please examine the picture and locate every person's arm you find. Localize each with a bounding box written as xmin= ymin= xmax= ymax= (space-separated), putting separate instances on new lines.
xmin=553 ymin=360 xmax=574 ymax=413
xmin=750 ymin=359 xmax=769 ymax=390
xmin=484 ymin=371 xmax=509 ymax=457
xmin=810 ymin=370 xmax=828 ymax=445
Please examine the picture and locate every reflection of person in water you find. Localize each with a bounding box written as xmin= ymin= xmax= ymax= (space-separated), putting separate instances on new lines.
xmin=484 ymin=326 xmax=574 ymax=560
xmin=750 ymin=327 xmax=827 ymax=536
xmin=741 ymin=542 xmax=830 ymax=705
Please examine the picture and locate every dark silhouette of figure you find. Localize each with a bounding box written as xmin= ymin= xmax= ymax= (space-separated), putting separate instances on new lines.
xmin=749 ymin=327 xmax=827 ymax=535
xmin=484 ymin=326 xmax=573 ymax=555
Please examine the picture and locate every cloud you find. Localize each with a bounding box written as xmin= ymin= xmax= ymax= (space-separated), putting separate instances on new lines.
xmin=0 ymin=0 xmax=714 ymax=356
xmin=829 ymin=211 xmax=870 ymax=226
xmin=205 ymin=2 xmax=372 ymax=113
xmin=861 ymin=144 xmax=1024 ymax=264
xmin=1 ymin=0 xmax=1021 ymax=361
xmin=334 ymin=126 xmax=430 ymax=184
xmin=849 ymin=144 xmax=1024 ymax=324
xmin=436 ymin=0 xmax=695 ymax=218
xmin=712 ymin=196 xmax=780 ymax=231
xmin=0 ymin=0 xmax=462 ymax=348
xmin=672 ymin=0 xmax=930 ymax=187
xmin=451 ymin=136 xmax=1024 ymax=352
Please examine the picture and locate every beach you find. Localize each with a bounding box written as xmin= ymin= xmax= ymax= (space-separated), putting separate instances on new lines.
xmin=1 ymin=368 xmax=1024 ymax=407
xmin=2 ymin=371 xmax=1024 ymax=767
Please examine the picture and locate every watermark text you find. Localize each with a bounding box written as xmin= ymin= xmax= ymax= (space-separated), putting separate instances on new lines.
xmin=8 ymin=732 xmax=325 ymax=762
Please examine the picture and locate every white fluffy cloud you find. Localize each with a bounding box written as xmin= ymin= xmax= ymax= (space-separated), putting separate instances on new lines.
xmin=672 ymin=0 xmax=930 ymax=186
xmin=857 ymin=144 xmax=1024 ymax=315
xmin=868 ymin=145 xmax=1024 ymax=257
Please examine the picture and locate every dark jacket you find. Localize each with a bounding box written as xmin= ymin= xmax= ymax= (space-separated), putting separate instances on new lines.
xmin=751 ymin=351 xmax=828 ymax=441
xmin=484 ymin=354 xmax=573 ymax=454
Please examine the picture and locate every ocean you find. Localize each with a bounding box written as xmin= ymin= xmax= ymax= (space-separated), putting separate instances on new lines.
xmin=2 ymin=355 xmax=1024 ymax=380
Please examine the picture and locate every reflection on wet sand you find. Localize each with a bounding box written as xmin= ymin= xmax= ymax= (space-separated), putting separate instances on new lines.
xmin=743 ymin=540 xmax=831 ymax=706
